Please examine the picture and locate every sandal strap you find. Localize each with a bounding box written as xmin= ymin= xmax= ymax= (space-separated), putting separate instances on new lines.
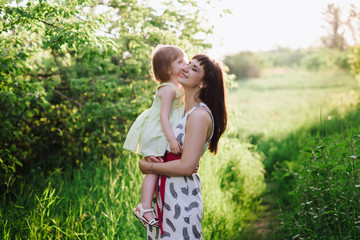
xmin=137 ymin=203 xmax=155 ymax=215
xmin=148 ymin=218 xmax=158 ymax=225
xmin=142 ymin=208 xmax=155 ymax=213
xmin=134 ymin=203 xmax=159 ymax=227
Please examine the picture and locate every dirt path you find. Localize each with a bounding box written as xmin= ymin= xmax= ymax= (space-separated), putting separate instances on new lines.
xmin=252 ymin=182 xmax=280 ymax=240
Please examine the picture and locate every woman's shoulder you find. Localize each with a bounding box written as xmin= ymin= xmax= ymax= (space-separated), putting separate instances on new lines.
xmin=185 ymin=107 xmax=213 ymax=143
xmin=187 ymin=107 xmax=212 ymax=126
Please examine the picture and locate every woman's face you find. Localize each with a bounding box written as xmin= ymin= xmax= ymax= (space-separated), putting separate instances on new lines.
xmin=177 ymin=59 xmax=204 ymax=88
xmin=171 ymin=55 xmax=187 ymax=78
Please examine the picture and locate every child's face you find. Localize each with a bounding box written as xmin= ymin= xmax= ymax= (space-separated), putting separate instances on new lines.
xmin=171 ymin=55 xmax=187 ymax=79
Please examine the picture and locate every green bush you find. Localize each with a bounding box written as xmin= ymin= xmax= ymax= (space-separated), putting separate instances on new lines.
xmin=260 ymin=47 xmax=307 ymax=68
xmin=278 ymin=130 xmax=360 ymax=239
xmin=201 ymin=136 xmax=266 ymax=239
xmin=0 ymin=0 xmax=212 ymax=187
xmin=223 ymin=47 xmax=351 ymax=82
xmin=300 ymin=48 xmax=350 ymax=71
xmin=223 ymin=51 xmax=263 ymax=80
xmin=348 ymin=44 xmax=360 ymax=78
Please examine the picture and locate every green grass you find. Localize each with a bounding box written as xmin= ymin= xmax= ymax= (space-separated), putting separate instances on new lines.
xmin=2 ymin=68 xmax=359 ymax=239
xmin=228 ymin=68 xmax=359 ymax=141
xmin=1 ymin=140 xmax=266 ymax=239
xmin=277 ymin=129 xmax=360 ymax=239
xmin=227 ymin=68 xmax=360 ymax=238
xmin=1 ymin=155 xmax=146 ymax=239
xmin=228 ymin=68 xmax=360 ymax=174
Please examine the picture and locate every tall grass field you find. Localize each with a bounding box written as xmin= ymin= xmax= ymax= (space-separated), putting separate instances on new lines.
xmin=228 ymin=68 xmax=360 ymax=239
xmin=1 ymin=68 xmax=359 ymax=239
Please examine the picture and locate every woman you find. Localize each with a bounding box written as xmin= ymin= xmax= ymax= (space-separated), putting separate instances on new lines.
xmin=139 ymin=54 xmax=227 ymax=239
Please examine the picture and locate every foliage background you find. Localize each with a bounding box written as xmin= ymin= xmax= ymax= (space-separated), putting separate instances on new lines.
xmin=1 ymin=0 xmax=266 ymax=239
xmin=0 ymin=0 xmax=213 ymax=184
xmin=2 ymin=0 xmax=360 ymax=239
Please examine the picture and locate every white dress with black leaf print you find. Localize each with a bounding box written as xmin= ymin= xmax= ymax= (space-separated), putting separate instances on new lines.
xmin=147 ymin=102 xmax=214 ymax=240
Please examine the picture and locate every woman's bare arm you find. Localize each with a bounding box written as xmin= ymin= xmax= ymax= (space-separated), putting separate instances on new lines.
xmin=139 ymin=108 xmax=212 ymax=176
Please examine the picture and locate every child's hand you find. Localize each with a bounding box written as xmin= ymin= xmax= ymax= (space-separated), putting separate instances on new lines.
xmin=169 ymin=140 xmax=182 ymax=155
xmin=144 ymin=155 xmax=163 ymax=163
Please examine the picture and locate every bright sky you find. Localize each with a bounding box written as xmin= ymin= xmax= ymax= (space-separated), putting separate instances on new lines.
xmin=8 ymin=0 xmax=359 ymax=60
xmin=206 ymin=0 xmax=360 ymax=59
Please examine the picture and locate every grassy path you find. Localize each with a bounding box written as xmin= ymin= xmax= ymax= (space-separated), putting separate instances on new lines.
xmin=227 ymin=68 xmax=359 ymax=239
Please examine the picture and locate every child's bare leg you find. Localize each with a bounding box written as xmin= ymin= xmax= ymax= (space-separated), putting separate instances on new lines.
xmin=138 ymin=173 xmax=158 ymax=223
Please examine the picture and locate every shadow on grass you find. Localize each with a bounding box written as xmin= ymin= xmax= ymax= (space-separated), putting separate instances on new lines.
xmin=261 ymin=104 xmax=360 ymax=174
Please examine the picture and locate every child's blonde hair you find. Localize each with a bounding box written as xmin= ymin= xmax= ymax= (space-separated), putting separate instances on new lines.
xmin=151 ymin=45 xmax=185 ymax=83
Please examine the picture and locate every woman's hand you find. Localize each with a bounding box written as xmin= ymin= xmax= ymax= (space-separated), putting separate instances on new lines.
xmin=139 ymin=155 xmax=163 ymax=174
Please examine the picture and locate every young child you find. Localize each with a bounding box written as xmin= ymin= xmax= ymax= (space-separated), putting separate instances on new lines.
xmin=123 ymin=45 xmax=187 ymax=228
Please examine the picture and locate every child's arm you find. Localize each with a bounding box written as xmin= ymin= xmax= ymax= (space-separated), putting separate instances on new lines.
xmin=157 ymin=85 xmax=182 ymax=155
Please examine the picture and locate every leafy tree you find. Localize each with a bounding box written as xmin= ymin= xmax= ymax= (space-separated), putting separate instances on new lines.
xmin=347 ymin=4 xmax=360 ymax=77
xmin=321 ymin=3 xmax=347 ymax=50
xmin=346 ymin=4 xmax=360 ymax=44
xmin=1 ymin=0 xmax=118 ymax=187
xmin=0 ymin=0 xmax=216 ymax=188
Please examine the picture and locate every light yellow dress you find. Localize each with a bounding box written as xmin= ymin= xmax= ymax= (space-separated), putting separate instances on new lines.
xmin=123 ymin=82 xmax=184 ymax=157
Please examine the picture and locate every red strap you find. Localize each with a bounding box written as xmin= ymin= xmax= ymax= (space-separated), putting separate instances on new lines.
xmin=156 ymin=152 xmax=181 ymax=235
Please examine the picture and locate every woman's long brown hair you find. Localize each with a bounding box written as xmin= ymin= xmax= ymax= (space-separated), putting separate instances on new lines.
xmin=192 ymin=54 xmax=227 ymax=154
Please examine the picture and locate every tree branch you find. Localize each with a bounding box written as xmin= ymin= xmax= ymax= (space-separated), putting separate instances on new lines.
xmin=51 ymin=48 xmax=69 ymax=84
xmin=28 ymin=73 xmax=58 ymax=79
xmin=54 ymin=86 xmax=70 ymax=90
xmin=39 ymin=19 xmax=61 ymax=29
xmin=14 ymin=108 xmax=28 ymax=131
xmin=46 ymin=86 xmax=82 ymax=108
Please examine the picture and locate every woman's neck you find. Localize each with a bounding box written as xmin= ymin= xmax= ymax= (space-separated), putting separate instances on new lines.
xmin=184 ymin=88 xmax=202 ymax=113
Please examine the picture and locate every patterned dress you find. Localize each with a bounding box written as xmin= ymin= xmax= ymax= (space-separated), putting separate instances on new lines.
xmin=147 ymin=102 xmax=214 ymax=240
xmin=123 ymin=82 xmax=184 ymax=157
